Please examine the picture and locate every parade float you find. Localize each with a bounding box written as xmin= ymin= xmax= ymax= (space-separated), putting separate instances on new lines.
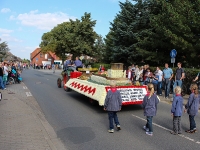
xmin=57 ymin=63 xmax=147 ymax=106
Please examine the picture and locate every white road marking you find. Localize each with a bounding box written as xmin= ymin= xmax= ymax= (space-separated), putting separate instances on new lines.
xmin=132 ymin=114 xmax=200 ymax=145
xmin=26 ymin=92 xmax=32 ymax=97
xmin=23 ymin=86 xmax=27 ymax=89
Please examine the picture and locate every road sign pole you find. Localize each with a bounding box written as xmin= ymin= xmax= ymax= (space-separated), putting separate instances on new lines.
xmin=170 ymin=49 xmax=177 ymax=68
xmin=171 ymin=58 xmax=175 ymax=68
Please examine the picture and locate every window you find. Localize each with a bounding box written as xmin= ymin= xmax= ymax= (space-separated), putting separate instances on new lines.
xmin=40 ymin=53 xmax=43 ymax=58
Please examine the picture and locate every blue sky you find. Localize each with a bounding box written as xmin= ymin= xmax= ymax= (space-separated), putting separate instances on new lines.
xmin=0 ymin=0 xmax=125 ymax=60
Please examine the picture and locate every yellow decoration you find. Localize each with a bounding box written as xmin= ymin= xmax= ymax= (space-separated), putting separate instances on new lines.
xmin=107 ymin=69 xmax=126 ymax=78
xmin=78 ymin=68 xmax=98 ymax=72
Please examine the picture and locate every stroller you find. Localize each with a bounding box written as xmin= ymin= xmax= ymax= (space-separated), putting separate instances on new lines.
xmin=9 ymin=69 xmax=22 ymax=84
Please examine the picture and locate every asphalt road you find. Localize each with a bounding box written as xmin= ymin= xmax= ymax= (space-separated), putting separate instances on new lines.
xmin=22 ymin=69 xmax=200 ymax=150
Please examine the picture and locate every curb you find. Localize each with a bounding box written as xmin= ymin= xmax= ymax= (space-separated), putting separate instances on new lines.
xmin=6 ymin=82 xmax=66 ymax=150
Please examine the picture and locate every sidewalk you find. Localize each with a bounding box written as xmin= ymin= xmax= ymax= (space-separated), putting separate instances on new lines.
xmin=158 ymin=93 xmax=189 ymax=106
xmin=0 ymin=82 xmax=66 ymax=150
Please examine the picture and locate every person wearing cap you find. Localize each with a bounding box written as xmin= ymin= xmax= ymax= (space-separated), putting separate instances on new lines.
xmin=104 ymin=81 xmax=122 ymax=133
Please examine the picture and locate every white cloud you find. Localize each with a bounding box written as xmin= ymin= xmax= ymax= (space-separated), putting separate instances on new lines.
xmin=10 ymin=10 xmax=76 ymax=30
xmin=0 ymin=34 xmax=23 ymax=43
xmin=1 ymin=8 xmax=11 ymax=13
xmin=0 ymin=28 xmax=13 ymax=34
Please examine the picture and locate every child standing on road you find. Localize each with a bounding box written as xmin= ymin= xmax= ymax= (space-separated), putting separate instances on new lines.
xmin=170 ymin=86 xmax=183 ymax=135
xmin=184 ymin=84 xmax=200 ymax=133
xmin=104 ymin=81 xmax=122 ymax=133
xmin=142 ymin=83 xmax=160 ymax=136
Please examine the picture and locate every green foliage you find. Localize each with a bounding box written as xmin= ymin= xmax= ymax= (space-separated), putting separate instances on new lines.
xmin=22 ymin=58 xmax=30 ymax=63
xmin=0 ymin=39 xmax=9 ymax=61
xmin=91 ymin=63 xmax=111 ymax=70
xmin=105 ymin=0 xmax=200 ymax=67
xmin=93 ymin=35 xmax=106 ymax=62
xmin=40 ymin=12 xmax=98 ymax=62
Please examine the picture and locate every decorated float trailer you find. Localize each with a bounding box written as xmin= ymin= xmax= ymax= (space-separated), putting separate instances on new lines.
xmin=57 ymin=63 xmax=147 ymax=106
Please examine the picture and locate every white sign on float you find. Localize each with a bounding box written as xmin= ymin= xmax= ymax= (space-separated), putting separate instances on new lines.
xmin=116 ymin=87 xmax=147 ymax=101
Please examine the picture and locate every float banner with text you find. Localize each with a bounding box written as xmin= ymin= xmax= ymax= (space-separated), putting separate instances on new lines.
xmin=105 ymin=86 xmax=148 ymax=105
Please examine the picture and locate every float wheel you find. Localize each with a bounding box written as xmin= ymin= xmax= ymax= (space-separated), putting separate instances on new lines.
xmin=63 ymin=73 xmax=71 ymax=92
xmin=57 ymin=78 xmax=62 ymax=88
xmin=89 ymin=98 xmax=98 ymax=106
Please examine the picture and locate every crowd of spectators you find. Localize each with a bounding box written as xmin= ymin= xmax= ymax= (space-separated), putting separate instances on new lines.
xmin=127 ymin=62 xmax=188 ymax=100
xmin=0 ymin=61 xmax=25 ymax=89
xmin=127 ymin=64 xmax=164 ymax=96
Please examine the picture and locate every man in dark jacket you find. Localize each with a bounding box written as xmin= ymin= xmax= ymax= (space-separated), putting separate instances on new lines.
xmin=104 ymin=81 xmax=122 ymax=133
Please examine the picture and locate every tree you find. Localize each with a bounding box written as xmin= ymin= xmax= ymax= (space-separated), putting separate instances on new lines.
xmin=40 ymin=22 xmax=72 ymax=64
xmin=70 ymin=12 xmax=98 ymax=57
xmin=93 ymin=35 xmax=106 ymax=62
xmin=0 ymin=38 xmax=10 ymax=61
xmin=105 ymin=0 xmax=200 ymax=66
xmin=40 ymin=12 xmax=98 ymax=63
xmin=105 ymin=0 xmax=151 ymax=65
xmin=22 ymin=58 xmax=30 ymax=63
xmin=149 ymin=0 xmax=200 ymax=66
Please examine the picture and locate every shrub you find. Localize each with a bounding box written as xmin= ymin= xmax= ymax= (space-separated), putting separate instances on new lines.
xmin=91 ymin=63 xmax=111 ymax=70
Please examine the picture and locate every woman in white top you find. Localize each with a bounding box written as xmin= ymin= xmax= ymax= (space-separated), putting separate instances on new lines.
xmin=135 ymin=65 xmax=139 ymax=80
xmin=3 ymin=62 xmax=8 ymax=89
xmin=127 ymin=66 xmax=132 ymax=81
xmin=136 ymin=66 xmax=143 ymax=81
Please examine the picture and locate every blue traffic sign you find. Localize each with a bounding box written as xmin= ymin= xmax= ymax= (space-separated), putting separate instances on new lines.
xmin=170 ymin=49 xmax=177 ymax=58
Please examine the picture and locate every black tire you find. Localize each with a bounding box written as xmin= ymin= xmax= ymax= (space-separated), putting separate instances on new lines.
xmin=181 ymin=84 xmax=187 ymax=96
xmin=65 ymin=88 xmax=71 ymax=92
xmin=57 ymin=78 xmax=62 ymax=88
xmin=64 ymin=76 xmax=71 ymax=92
xmin=89 ymin=98 xmax=98 ymax=106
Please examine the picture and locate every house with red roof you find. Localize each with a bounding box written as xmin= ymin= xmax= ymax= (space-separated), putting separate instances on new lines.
xmin=30 ymin=48 xmax=62 ymax=67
